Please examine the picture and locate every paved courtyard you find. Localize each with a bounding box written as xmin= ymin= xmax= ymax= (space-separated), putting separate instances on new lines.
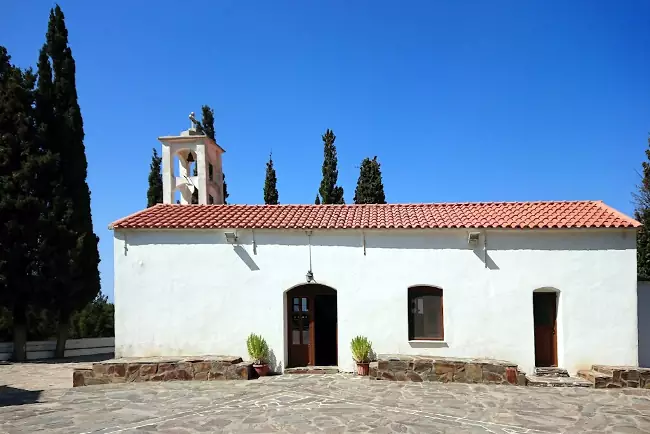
xmin=2 ymin=362 xmax=650 ymax=433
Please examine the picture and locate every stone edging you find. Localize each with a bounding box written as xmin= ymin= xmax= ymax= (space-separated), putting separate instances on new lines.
xmin=73 ymin=356 xmax=253 ymax=387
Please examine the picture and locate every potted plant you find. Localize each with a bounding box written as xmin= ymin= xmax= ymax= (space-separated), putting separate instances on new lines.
xmin=247 ymin=333 xmax=270 ymax=377
xmin=350 ymin=336 xmax=372 ymax=376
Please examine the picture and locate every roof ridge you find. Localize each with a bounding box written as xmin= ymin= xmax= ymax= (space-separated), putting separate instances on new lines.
xmin=154 ymin=200 xmax=599 ymax=208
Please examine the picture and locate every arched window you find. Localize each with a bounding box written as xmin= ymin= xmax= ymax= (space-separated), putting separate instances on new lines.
xmin=408 ymin=286 xmax=444 ymax=340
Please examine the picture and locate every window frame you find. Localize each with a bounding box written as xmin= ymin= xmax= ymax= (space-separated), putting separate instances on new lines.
xmin=408 ymin=286 xmax=444 ymax=341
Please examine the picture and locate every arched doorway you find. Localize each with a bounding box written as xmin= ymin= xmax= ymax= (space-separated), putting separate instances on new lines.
xmin=286 ymin=284 xmax=337 ymax=367
xmin=533 ymin=288 xmax=559 ymax=367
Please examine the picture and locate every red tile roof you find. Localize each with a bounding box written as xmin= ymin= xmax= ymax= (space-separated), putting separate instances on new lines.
xmin=109 ymin=201 xmax=640 ymax=230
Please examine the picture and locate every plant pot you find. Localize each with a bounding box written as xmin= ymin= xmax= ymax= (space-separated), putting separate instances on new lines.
xmin=356 ymin=362 xmax=370 ymax=376
xmin=253 ymin=363 xmax=270 ymax=377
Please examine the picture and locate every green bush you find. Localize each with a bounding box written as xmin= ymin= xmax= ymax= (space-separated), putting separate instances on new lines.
xmin=0 ymin=295 xmax=114 ymax=341
xmin=350 ymin=336 xmax=372 ymax=363
xmin=246 ymin=333 xmax=269 ymax=364
xmin=69 ymin=294 xmax=114 ymax=339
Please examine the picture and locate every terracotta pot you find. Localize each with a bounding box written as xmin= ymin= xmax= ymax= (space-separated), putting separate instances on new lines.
xmin=253 ymin=364 xmax=270 ymax=377
xmin=356 ymin=362 xmax=370 ymax=376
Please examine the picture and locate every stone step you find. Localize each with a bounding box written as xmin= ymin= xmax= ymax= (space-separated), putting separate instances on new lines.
xmin=590 ymin=365 xmax=650 ymax=388
xmin=577 ymin=369 xmax=619 ymax=389
xmin=525 ymin=375 xmax=592 ymax=388
xmin=533 ymin=367 xmax=569 ymax=377
xmin=284 ymin=366 xmax=339 ymax=375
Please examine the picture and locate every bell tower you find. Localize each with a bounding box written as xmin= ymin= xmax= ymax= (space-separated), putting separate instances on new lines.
xmin=159 ymin=113 xmax=226 ymax=205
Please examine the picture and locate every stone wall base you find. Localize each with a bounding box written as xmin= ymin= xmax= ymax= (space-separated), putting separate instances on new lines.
xmin=73 ymin=356 xmax=253 ymax=387
xmin=578 ymin=365 xmax=650 ymax=389
xmin=369 ymin=355 xmax=526 ymax=386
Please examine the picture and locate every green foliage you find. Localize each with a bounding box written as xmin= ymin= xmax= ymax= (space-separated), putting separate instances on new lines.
xmin=0 ymin=7 xmax=101 ymax=358
xmin=201 ymin=105 xmax=215 ymax=142
xmin=315 ymin=194 xmax=321 ymax=205
xmin=246 ymin=333 xmax=269 ymax=364
xmin=354 ymin=156 xmax=386 ymax=204
xmin=38 ymin=5 xmax=101 ymax=318
xmin=147 ymin=148 xmax=163 ymax=207
xmin=635 ymin=135 xmax=650 ymax=279
xmin=318 ymin=129 xmax=344 ymax=204
xmin=69 ymin=294 xmax=114 ymax=339
xmin=264 ymin=153 xmax=279 ymax=204
xmin=0 ymin=45 xmax=53 ymax=359
xmin=350 ymin=336 xmax=372 ymax=363
xmin=0 ymin=296 xmax=114 ymax=341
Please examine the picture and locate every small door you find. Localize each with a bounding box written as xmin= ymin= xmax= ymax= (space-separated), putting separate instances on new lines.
xmin=289 ymin=296 xmax=311 ymax=367
xmin=533 ymin=292 xmax=557 ymax=367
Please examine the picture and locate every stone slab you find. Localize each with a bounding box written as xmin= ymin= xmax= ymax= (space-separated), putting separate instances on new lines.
xmin=533 ymin=367 xmax=569 ymax=377
xmin=526 ymin=375 xmax=592 ymax=387
xmin=285 ymin=366 xmax=339 ymax=375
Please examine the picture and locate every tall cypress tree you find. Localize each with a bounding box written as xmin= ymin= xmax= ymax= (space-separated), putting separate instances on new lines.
xmin=264 ymin=152 xmax=279 ymax=205
xmin=318 ymin=129 xmax=344 ymax=204
xmin=147 ymin=148 xmax=163 ymax=207
xmin=0 ymin=47 xmax=46 ymax=360
xmin=198 ymin=105 xmax=229 ymax=204
xmin=38 ymin=6 xmax=100 ymax=357
xmin=354 ymin=156 xmax=386 ymax=204
xmin=635 ymin=135 xmax=650 ymax=279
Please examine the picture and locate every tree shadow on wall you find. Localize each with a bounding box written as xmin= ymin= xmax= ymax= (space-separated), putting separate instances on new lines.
xmin=0 ymin=386 xmax=42 ymax=407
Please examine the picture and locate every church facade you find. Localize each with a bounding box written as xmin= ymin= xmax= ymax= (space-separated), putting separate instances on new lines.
xmin=110 ymin=125 xmax=640 ymax=375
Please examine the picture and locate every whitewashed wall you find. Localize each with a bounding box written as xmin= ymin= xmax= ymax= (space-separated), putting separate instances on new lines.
xmin=113 ymin=228 xmax=637 ymax=375
xmin=0 ymin=337 xmax=114 ymax=361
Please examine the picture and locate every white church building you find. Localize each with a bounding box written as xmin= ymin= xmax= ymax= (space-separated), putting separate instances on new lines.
xmin=110 ymin=124 xmax=641 ymax=375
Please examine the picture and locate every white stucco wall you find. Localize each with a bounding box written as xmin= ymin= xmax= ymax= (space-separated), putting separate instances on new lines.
xmin=113 ymin=228 xmax=638 ymax=375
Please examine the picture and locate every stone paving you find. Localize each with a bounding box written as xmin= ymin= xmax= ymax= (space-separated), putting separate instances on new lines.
xmin=2 ymin=364 xmax=650 ymax=432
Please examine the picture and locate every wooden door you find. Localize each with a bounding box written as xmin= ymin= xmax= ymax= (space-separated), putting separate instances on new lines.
xmin=533 ymin=292 xmax=557 ymax=367
xmin=288 ymin=296 xmax=312 ymax=367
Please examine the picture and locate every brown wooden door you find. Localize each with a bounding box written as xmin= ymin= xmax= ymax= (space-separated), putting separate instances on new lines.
xmin=288 ymin=296 xmax=312 ymax=367
xmin=533 ymin=292 xmax=557 ymax=367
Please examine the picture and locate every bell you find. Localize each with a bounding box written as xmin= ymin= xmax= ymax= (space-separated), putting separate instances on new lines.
xmin=186 ymin=152 xmax=195 ymax=163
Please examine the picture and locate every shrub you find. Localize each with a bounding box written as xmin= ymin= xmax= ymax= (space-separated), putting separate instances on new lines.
xmin=246 ymin=333 xmax=269 ymax=364
xmin=350 ymin=336 xmax=372 ymax=363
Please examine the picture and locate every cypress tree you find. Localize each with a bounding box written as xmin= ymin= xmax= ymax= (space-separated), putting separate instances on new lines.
xmin=354 ymin=156 xmax=386 ymax=204
xmin=264 ymin=152 xmax=279 ymax=205
xmin=315 ymin=195 xmax=321 ymax=205
xmin=635 ymin=135 xmax=650 ymax=279
xmin=198 ymin=105 xmax=229 ymax=204
xmin=147 ymin=148 xmax=163 ymax=207
xmin=38 ymin=6 xmax=101 ymax=357
xmin=318 ymin=129 xmax=344 ymax=204
xmin=201 ymin=105 xmax=215 ymax=142
xmin=0 ymin=47 xmax=46 ymax=360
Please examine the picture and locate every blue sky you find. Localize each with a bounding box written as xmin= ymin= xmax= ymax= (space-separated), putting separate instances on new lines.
xmin=2 ymin=0 xmax=649 ymax=301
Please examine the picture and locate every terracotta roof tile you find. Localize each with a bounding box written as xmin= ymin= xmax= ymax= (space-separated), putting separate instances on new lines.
xmin=109 ymin=201 xmax=640 ymax=230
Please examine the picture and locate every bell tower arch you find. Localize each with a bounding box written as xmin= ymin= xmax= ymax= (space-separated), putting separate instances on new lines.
xmin=158 ymin=113 xmax=226 ymax=205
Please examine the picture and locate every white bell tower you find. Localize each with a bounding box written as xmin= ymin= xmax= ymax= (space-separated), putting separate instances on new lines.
xmin=159 ymin=113 xmax=226 ymax=205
